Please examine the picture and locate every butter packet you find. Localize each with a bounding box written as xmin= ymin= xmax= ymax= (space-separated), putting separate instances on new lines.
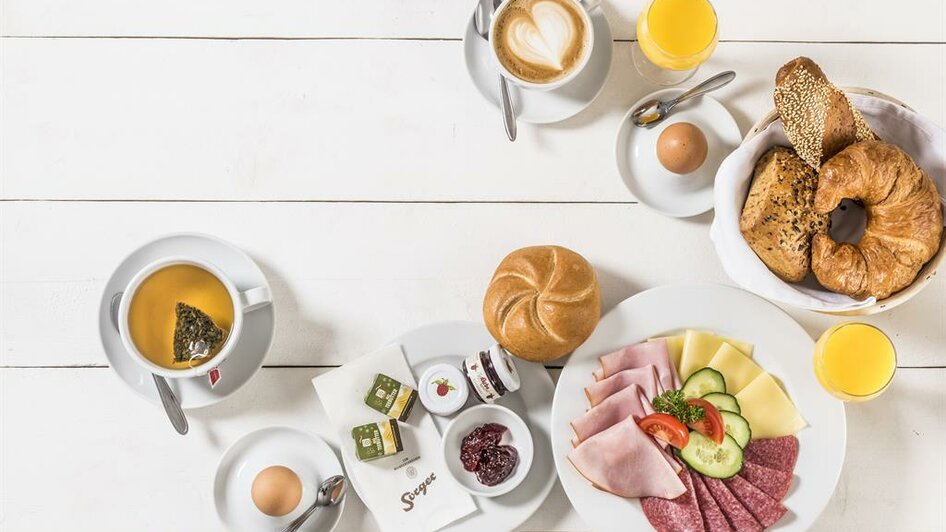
xmin=352 ymin=419 xmax=403 ymax=461
xmin=364 ymin=373 xmax=418 ymax=421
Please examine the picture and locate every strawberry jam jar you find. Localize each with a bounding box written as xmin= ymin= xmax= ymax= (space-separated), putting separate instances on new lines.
xmin=462 ymin=344 xmax=521 ymax=404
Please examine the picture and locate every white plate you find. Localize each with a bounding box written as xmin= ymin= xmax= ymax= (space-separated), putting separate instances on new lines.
xmin=462 ymin=10 xmax=613 ymax=124
xmin=214 ymin=426 xmax=346 ymax=532
xmin=343 ymin=321 xmax=557 ymax=531
xmin=616 ymin=89 xmax=742 ymax=217
xmin=98 ymin=232 xmax=275 ymax=409
xmin=441 ymin=404 xmax=535 ymax=498
xmin=552 ymin=283 xmax=846 ymax=531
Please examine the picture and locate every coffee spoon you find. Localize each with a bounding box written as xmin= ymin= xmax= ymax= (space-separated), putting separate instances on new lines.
xmin=631 ymin=70 xmax=736 ymax=128
xmin=279 ymin=475 xmax=347 ymax=532
xmin=474 ymin=0 xmax=517 ymax=141
xmin=110 ymin=292 xmax=189 ymax=435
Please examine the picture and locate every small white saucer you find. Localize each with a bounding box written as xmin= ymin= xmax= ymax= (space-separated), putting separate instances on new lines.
xmin=616 ymin=89 xmax=742 ymax=217
xmin=97 ymin=232 xmax=275 ymax=409
xmin=214 ymin=426 xmax=346 ymax=532
xmin=463 ymin=10 xmax=613 ymax=124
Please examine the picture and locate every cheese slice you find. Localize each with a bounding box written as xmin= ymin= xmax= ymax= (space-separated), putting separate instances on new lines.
xmin=707 ymin=343 xmax=764 ymax=394
xmin=649 ymin=335 xmax=684 ymax=370
xmin=735 ymin=373 xmax=807 ymax=439
xmin=679 ymin=330 xmax=753 ymax=381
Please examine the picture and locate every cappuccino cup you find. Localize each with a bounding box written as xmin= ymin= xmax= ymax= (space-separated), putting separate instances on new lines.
xmin=489 ymin=0 xmax=600 ymax=91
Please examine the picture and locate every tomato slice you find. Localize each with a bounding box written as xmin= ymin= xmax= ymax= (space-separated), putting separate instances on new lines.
xmin=686 ymin=398 xmax=725 ymax=444
xmin=638 ymin=413 xmax=690 ymax=449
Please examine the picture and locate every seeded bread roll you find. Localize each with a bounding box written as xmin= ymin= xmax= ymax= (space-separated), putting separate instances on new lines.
xmin=740 ymin=146 xmax=830 ymax=282
xmin=774 ymin=57 xmax=876 ymax=169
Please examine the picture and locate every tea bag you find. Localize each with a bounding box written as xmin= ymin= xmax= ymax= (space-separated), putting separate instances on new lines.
xmin=173 ymin=302 xmax=227 ymax=365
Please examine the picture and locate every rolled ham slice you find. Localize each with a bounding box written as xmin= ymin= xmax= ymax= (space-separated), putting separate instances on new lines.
xmin=571 ymin=384 xmax=653 ymax=443
xmin=584 ymin=365 xmax=664 ymax=407
xmin=568 ymin=416 xmax=686 ymax=499
xmin=593 ymin=339 xmax=680 ymax=390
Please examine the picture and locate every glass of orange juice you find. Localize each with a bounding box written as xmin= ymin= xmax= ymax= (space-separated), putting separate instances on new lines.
xmin=813 ymin=322 xmax=897 ymax=402
xmin=632 ymin=0 xmax=719 ymax=86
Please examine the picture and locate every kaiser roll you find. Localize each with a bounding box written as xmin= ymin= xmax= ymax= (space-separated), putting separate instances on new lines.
xmin=483 ymin=246 xmax=601 ymax=362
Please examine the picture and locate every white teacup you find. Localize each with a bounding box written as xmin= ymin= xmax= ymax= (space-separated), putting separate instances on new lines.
xmin=117 ymin=256 xmax=272 ymax=379
xmin=489 ymin=0 xmax=601 ymax=91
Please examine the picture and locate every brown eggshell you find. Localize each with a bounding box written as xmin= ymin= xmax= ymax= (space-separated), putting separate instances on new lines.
xmin=656 ymin=122 xmax=708 ymax=174
xmin=251 ymin=465 xmax=303 ymax=517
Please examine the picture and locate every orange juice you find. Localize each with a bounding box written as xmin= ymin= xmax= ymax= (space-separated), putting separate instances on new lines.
xmin=814 ymin=323 xmax=896 ymax=402
xmin=637 ymin=0 xmax=718 ymax=71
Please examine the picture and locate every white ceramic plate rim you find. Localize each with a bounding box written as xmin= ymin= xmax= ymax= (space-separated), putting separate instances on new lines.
xmin=342 ymin=321 xmax=558 ymax=532
xmin=97 ymin=232 xmax=275 ymax=409
xmin=213 ymin=425 xmax=346 ymax=532
xmin=551 ymin=282 xmax=846 ymax=532
xmin=615 ymin=88 xmax=742 ymax=218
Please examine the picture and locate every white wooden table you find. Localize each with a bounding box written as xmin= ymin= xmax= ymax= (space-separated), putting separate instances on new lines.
xmin=1 ymin=1 xmax=944 ymax=530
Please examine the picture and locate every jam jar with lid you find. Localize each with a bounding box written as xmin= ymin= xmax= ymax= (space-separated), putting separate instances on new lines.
xmin=462 ymin=344 xmax=521 ymax=403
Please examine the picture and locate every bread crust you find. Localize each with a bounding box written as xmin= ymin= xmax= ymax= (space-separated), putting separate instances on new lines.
xmin=483 ymin=246 xmax=601 ymax=362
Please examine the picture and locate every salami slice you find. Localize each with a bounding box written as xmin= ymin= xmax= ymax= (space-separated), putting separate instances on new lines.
xmin=740 ymin=460 xmax=793 ymax=500
xmin=724 ymin=475 xmax=788 ymax=527
xmin=642 ymin=470 xmax=706 ymax=532
xmin=688 ymin=472 xmax=733 ymax=532
xmin=743 ymin=436 xmax=799 ymax=473
xmin=702 ymin=477 xmax=763 ymax=532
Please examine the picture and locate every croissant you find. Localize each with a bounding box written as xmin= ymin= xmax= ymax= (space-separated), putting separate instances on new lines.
xmin=811 ymin=140 xmax=944 ymax=299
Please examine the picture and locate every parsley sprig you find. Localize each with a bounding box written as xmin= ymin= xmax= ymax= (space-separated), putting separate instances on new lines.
xmin=652 ymin=390 xmax=704 ymax=424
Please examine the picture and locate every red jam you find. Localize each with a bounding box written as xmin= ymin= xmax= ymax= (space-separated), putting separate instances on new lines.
xmin=459 ymin=423 xmax=519 ymax=486
xmin=463 ymin=350 xmax=507 ymax=403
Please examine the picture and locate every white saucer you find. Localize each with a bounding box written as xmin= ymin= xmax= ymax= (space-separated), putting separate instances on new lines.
xmin=343 ymin=322 xmax=557 ymax=531
xmin=97 ymin=232 xmax=275 ymax=409
xmin=463 ymin=10 xmax=613 ymax=124
xmin=214 ymin=426 xmax=346 ymax=532
xmin=616 ymin=88 xmax=742 ymax=217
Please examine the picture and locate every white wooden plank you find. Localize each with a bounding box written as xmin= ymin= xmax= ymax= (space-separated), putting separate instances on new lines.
xmin=2 ymin=201 xmax=943 ymax=368
xmin=0 ymin=367 xmax=942 ymax=531
xmin=3 ymin=39 xmax=944 ymax=202
xmin=2 ymin=0 xmax=944 ymax=42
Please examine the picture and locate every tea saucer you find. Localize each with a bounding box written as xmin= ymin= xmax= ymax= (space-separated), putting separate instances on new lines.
xmin=615 ymin=88 xmax=742 ymax=217
xmin=97 ymin=233 xmax=275 ymax=409
xmin=462 ymin=10 xmax=613 ymax=124
xmin=214 ymin=426 xmax=345 ymax=532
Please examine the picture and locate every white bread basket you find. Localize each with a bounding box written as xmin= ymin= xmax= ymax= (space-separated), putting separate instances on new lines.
xmin=711 ymin=88 xmax=946 ymax=316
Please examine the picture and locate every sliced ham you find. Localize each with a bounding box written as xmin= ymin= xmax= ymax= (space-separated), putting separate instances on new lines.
xmin=585 ymin=365 xmax=664 ymax=407
xmin=642 ymin=469 xmax=705 ymax=532
xmin=739 ymin=460 xmax=794 ymax=501
xmin=568 ymin=416 xmax=685 ymax=499
xmin=689 ymin=472 xmax=733 ymax=532
xmin=593 ymin=340 xmax=680 ymax=389
xmin=571 ymin=384 xmax=653 ymax=443
xmin=743 ymin=436 xmax=799 ymax=473
xmin=723 ymin=475 xmax=788 ymax=527
xmin=702 ymin=477 xmax=763 ymax=532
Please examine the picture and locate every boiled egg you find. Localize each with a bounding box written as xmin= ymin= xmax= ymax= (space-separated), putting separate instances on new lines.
xmin=656 ymin=122 xmax=708 ymax=175
xmin=251 ymin=465 xmax=303 ymax=517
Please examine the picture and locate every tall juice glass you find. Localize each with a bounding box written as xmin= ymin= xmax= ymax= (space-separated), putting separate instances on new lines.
xmin=633 ymin=0 xmax=718 ymax=86
xmin=813 ymin=322 xmax=897 ymax=402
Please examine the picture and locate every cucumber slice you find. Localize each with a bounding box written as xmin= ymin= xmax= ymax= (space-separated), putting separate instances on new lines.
xmin=702 ymin=392 xmax=741 ymax=414
xmin=720 ymin=411 xmax=752 ymax=448
xmin=681 ymin=368 xmax=726 ymax=399
xmin=677 ymin=432 xmax=744 ymax=479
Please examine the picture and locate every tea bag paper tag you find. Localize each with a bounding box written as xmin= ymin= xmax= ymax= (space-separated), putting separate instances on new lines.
xmin=208 ymin=367 xmax=222 ymax=388
xmin=312 ymin=344 xmax=476 ymax=532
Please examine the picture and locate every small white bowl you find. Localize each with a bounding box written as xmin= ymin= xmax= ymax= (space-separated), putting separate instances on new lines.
xmin=441 ymin=404 xmax=533 ymax=498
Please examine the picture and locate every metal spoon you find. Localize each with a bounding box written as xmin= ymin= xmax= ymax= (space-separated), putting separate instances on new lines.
xmin=631 ymin=70 xmax=736 ymax=128
xmin=279 ymin=475 xmax=347 ymax=532
xmin=110 ymin=292 xmax=189 ymax=435
xmin=474 ymin=0 xmax=517 ymax=141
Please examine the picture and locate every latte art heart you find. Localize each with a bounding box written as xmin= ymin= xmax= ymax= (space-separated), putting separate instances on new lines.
xmin=493 ymin=0 xmax=588 ymax=85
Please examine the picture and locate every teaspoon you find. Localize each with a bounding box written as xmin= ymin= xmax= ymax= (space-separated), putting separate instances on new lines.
xmin=631 ymin=70 xmax=736 ymax=128
xmin=474 ymin=0 xmax=517 ymax=141
xmin=280 ymin=475 xmax=347 ymax=532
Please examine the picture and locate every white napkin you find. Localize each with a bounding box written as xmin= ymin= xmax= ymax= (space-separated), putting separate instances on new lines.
xmin=710 ymin=93 xmax=946 ymax=312
xmin=312 ymin=344 xmax=477 ymax=532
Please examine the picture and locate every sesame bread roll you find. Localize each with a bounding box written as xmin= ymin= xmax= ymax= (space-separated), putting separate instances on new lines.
xmin=774 ymin=57 xmax=876 ymax=170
